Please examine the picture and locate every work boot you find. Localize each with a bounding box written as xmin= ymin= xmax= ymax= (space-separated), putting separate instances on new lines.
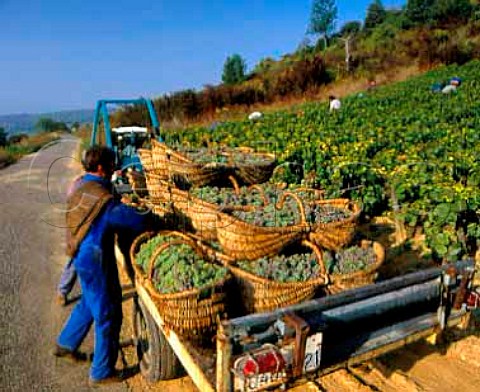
xmin=55 ymin=292 xmax=68 ymax=307
xmin=89 ymin=370 xmax=124 ymax=387
xmin=51 ymin=345 xmax=88 ymax=363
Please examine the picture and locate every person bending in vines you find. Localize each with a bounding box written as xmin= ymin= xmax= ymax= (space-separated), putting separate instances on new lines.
xmin=52 ymin=146 xmax=149 ymax=386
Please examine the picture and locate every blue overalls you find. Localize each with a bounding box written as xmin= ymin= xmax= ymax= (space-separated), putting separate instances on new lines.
xmin=57 ymin=174 xmax=146 ymax=381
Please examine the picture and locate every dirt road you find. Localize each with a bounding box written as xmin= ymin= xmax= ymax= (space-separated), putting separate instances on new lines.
xmin=0 ymin=138 xmax=479 ymax=392
xmin=0 ymin=137 xmax=128 ymax=391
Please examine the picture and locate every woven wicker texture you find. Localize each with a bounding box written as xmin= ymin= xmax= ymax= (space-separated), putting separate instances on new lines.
xmin=129 ymin=231 xmax=173 ymax=284
xmin=150 ymin=139 xmax=232 ymax=188
xmin=219 ymin=240 xmax=327 ymax=314
xmin=326 ymin=240 xmax=385 ymax=293
xmin=142 ymin=231 xmax=231 ymax=343
xmin=216 ymin=192 xmax=310 ymax=261
xmin=226 ymin=147 xmax=276 ymax=185
xmin=308 ymin=198 xmax=361 ymax=251
xmin=144 ymin=176 xmax=250 ymax=241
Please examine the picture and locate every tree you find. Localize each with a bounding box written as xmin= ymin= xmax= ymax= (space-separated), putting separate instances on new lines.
xmin=432 ymin=0 xmax=472 ymax=24
xmin=308 ymin=0 xmax=338 ymax=49
xmin=405 ymin=0 xmax=436 ymax=25
xmin=36 ymin=117 xmax=57 ymax=132
xmin=71 ymin=122 xmax=80 ymax=132
xmin=364 ymin=0 xmax=387 ymax=30
xmin=35 ymin=117 xmax=68 ymax=132
xmin=0 ymin=127 xmax=7 ymax=147
xmin=253 ymin=57 xmax=276 ymax=75
xmin=339 ymin=21 xmax=362 ymax=36
xmin=222 ymin=54 xmax=247 ymax=85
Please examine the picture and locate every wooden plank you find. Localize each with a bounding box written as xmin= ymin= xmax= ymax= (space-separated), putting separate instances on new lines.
xmin=216 ymin=323 xmax=232 ymax=392
xmin=137 ymin=284 xmax=216 ymax=392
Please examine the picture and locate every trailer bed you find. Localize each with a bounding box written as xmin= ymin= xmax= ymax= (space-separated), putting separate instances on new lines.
xmin=137 ymin=284 xmax=218 ymax=391
xmin=132 ymin=260 xmax=474 ymax=392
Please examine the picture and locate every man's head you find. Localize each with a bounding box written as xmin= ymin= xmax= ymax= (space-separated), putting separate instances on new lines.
xmin=329 ymin=95 xmax=336 ymax=101
xmin=82 ymin=146 xmax=116 ymax=179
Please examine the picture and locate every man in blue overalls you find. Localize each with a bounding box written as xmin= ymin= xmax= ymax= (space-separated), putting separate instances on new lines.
xmin=53 ymin=146 xmax=148 ymax=386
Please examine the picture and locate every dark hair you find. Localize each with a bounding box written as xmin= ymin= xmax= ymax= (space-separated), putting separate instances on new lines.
xmin=82 ymin=145 xmax=116 ymax=172
xmin=329 ymin=95 xmax=336 ymax=100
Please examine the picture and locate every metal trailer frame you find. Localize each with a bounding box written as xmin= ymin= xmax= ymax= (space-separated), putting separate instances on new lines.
xmin=90 ymin=98 xmax=162 ymax=149
xmin=130 ymin=259 xmax=476 ymax=392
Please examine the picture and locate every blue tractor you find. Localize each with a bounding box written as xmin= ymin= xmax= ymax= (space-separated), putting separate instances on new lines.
xmin=90 ymin=98 xmax=162 ymax=192
xmin=90 ymin=98 xmax=162 ymax=172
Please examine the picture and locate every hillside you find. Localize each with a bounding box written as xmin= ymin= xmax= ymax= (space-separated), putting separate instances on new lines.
xmin=115 ymin=0 xmax=480 ymax=128
xmin=164 ymin=59 xmax=480 ymax=263
xmin=0 ymin=109 xmax=93 ymax=134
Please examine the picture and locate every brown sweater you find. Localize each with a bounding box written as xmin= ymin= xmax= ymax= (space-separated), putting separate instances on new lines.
xmin=66 ymin=180 xmax=113 ymax=257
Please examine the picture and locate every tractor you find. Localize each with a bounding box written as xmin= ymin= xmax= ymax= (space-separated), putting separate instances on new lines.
xmin=90 ymin=98 xmax=162 ymax=192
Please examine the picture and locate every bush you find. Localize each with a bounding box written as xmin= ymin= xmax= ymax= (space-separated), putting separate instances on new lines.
xmin=8 ymin=133 xmax=29 ymax=144
xmin=0 ymin=149 xmax=14 ymax=167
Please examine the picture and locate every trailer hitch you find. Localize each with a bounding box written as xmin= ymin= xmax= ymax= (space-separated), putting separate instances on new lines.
xmin=438 ymin=264 xmax=477 ymax=329
xmin=466 ymin=288 xmax=480 ymax=309
xmin=281 ymin=313 xmax=310 ymax=378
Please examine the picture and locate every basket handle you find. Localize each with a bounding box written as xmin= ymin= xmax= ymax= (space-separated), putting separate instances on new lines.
xmin=294 ymin=187 xmax=325 ymax=200
xmin=146 ymin=231 xmax=210 ymax=280
xmin=247 ymin=184 xmax=270 ymax=207
xmin=228 ymin=175 xmax=241 ymax=195
xmin=130 ymin=231 xmax=155 ymax=265
xmin=275 ymin=191 xmax=309 ymax=227
xmin=301 ymin=239 xmax=329 ymax=284
xmin=236 ymin=146 xmax=255 ymax=154
xmin=164 ymin=230 xmax=206 ymax=248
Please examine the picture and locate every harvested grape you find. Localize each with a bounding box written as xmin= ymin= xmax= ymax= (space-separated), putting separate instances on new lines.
xmin=150 ymin=242 xmax=228 ymax=294
xmin=323 ymin=244 xmax=377 ymax=274
xmin=237 ymin=252 xmax=322 ymax=283
xmin=304 ymin=203 xmax=352 ymax=224
xmin=135 ymin=235 xmax=170 ymax=272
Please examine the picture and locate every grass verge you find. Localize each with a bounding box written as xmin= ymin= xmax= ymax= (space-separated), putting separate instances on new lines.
xmin=0 ymin=131 xmax=62 ymax=169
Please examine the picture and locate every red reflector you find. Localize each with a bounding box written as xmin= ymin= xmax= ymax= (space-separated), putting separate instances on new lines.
xmin=466 ymin=290 xmax=480 ymax=308
xmin=242 ymin=350 xmax=286 ymax=377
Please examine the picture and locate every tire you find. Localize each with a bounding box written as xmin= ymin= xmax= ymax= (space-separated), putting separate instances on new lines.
xmin=132 ymin=298 xmax=184 ymax=382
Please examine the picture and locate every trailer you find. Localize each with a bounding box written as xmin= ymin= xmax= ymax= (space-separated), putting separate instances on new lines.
xmin=114 ymin=244 xmax=479 ymax=392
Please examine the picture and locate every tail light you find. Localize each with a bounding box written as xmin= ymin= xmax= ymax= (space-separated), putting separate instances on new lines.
xmin=466 ymin=288 xmax=480 ymax=309
xmin=234 ymin=344 xmax=286 ymax=378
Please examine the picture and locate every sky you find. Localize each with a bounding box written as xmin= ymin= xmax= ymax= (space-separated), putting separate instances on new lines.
xmin=0 ymin=0 xmax=405 ymax=115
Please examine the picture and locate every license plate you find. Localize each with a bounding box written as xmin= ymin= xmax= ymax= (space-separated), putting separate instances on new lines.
xmin=235 ymin=371 xmax=287 ymax=392
xmin=303 ymin=332 xmax=323 ymax=373
xmin=234 ymin=333 xmax=323 ymax=392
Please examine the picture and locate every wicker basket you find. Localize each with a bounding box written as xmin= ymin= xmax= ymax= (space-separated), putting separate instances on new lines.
xmin=129 ymin=231 xmax=166 ymax=283
xmin=327 ymin=240 xmax=385 ymax=293
xmin=216 ymin=192 xmax=310 ymax=261
xmin=149 ymin=199 xmax=171 ymax=218
xmin=252 ymin=185 xmax=325 ymax=205
xmin=143 ymin=231 xmax=231 ymax=343
xmin=144 ymin=172 xmax=171 ymax=200
xmin=246 ymin=184 xmax=276 ymax=207
xmin=291 ymin=187 xmax=325 ymax=203
xmin=151 ymin=140 xmax=233 ymax=189
xmin=137 ymin=148 xmax=154 ymax=172
xmin=308 ymin=198 xmax=361 ymax=251
xmin=220 ymin=240 xmax=328 ymax=314
xmin=228 ymin=148 xmax=276 ymax=185
xmin=146 ymin=177 xmax=249 ymax=241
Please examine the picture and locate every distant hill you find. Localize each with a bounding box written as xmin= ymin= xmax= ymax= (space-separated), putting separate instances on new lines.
xmin=0 ymin=109 xmax=94 ymax=134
